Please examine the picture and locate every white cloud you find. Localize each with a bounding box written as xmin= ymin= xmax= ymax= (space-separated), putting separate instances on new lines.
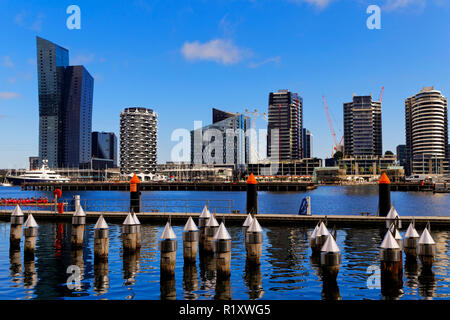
xmin=248 ymin=56 xmax=281 ymax=68
xmin=72 ymin=53 xmax=95 ymax=65
xmin=14 ymin=11 xmax=44 ymax=31
xmin=383 ymin=0 xmax=427 ymax=11
xmin=181 ymin=39 xmax=249 ymax=65
xmin=0 ymin=92 xmax=21 ymax=100
xmin=3 ymin=56 xmax=14 ymax=68
xmin=290 ymin=0 xmax=336 ymax=9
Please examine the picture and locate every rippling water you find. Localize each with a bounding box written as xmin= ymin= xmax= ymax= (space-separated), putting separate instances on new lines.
xmin=0 ymin=185 xmax=449 ymax=300
xmin=1 ymin=221 xmax=450 ymax=300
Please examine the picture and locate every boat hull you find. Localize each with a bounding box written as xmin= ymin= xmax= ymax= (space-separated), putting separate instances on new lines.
xmin=5 ymin=176 xmax=70 ymax=186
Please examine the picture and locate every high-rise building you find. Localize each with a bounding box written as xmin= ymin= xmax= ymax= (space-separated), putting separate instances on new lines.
xmin=396 ymin=144 xmax=407 ymax=168
xmin=120 ymin=107 xmax=158 ymax=178
xmin=302 ymin=128 xmax=313 ymax=158
xmin=36 ymin=36 xmax=69 ymax=168
xmin=343 ymin=95 xmax=382 ymax=157
xmin=36 ymin=36 xmax=94 ymax=168
xmin=29 ymin=157 xmax=39 ymax=170
xmin=63 ymin=66 xmax=94 ymax=168
xmin=191 ymin=108 xmax=249 ymax=167
xmin=405 ymin=87 xmax=449 ymax=175
xmin=91 ymin=132 xmax=117 ymax=169
xmin=267 ymin=90 xmax=303 ymax=161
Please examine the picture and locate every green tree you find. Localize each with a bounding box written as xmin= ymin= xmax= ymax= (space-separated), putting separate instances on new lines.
xmin=333 ymin=151 xmax=343 ymax=161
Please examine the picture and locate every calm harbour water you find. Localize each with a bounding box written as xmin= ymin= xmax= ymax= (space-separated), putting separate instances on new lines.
xmin=0 ymin=185 xmax=449 ymax=300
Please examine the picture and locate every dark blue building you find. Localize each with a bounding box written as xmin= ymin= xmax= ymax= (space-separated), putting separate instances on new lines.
xmin=36 ymin=37 xmax=94 ymax=168
xmin=91 ymin=132 xmax=118 ymax=169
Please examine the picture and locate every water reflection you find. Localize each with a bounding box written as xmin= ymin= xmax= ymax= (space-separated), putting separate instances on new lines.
xmin=160 ymin=274 xmax=176 ymax=300
xmin=183 ymin=262 xmax=199 ymax=300
xmin=199 ymin=253 xmax=216 ymax=294
xmin=418 ymin=268 xmax=436 ymax=299
xmin=9 ymin=248 xmax=22 ymax=286
xmin=215 ymin=277 xmax=231 ymax=300
xmin=93 ymin=258 xmax=109 ymax=296
xmin=244 ymin=262 xmax=264 ymax=299
xmin=321 ymin=278 xmax=341 ymax=300
xmin=122 ymin=249 xmax=141 ymax=287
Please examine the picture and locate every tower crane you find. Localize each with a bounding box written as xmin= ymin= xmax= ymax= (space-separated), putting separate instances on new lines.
xmin=379 ymin=86 xmax=385 ymax=103
xmin=322 ymin=96 xmax=344 ymax=157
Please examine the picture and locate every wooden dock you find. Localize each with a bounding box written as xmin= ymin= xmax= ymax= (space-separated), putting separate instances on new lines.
xmin=1 ymin=210 xmax=449 ymax=228
xmin=20 ymin=181 xmax=318 ymax=192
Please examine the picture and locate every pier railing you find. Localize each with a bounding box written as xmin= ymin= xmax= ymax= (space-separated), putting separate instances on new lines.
xmin=0 ymin=198 xmax=235 ymax=214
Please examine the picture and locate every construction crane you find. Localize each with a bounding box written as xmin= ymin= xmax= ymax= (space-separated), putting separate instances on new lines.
xmin=322 ymin=96 xmax=344 ymax=157
xmin=379 ymin=86 xmax=384 ymax=103
xmin=243 ymin=109 xmax=267 ymax=163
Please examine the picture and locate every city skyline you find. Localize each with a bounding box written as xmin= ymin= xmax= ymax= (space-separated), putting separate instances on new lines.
xmin=1 ymin=1 xmax=450 ymax=168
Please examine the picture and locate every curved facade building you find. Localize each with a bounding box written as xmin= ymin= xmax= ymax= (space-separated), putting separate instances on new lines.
xmin=405 ymin=87 xmax=448 ymax=175
xmin=120 ymin=107 xmax=158 ymax=178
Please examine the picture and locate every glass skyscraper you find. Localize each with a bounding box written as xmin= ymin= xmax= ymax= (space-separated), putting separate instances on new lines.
xmin=36 ymin=36 xmax=69 ymax=168
xmin=36 ymin=37 xmax=94 ymax=168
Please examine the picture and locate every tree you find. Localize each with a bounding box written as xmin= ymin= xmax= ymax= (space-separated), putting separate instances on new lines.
xmin=334 ymin=151 xmax=343 ymax=161
xmin=385 ymin=150 xmax=394 ymax=156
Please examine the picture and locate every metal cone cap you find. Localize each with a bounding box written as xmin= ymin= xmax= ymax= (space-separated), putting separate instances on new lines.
xmin=11 ymin=205 xmax=24 ymax=216
xmin=389 ymin=224 xmax=402 ymax=240
xmin=94 ymin=215 xmax=108 ymax=229
xmin=386 ymin=206 xmax=399 ymax=219
xmin=405 ymin=223 xmax=419 ymax=238
xmin=380 ymin=230 xmax=400 ymax=249
xmin=199 ymin=205 xmax=211 ymax=219
xmin=247 ymin=217 xmax=262 ymax=233
xmin=316 ymin=222 xmax=330 ymax=237
xmin=123 ymin=212 xmax=136 ymax=225
xmin=24 ymin=214 xmax=38 ymax=228
xmin=206 ymin=215 xmax=219 ymax=227
xmin=74 ymin=205 xmax=86 ymax=217
xmin=321 ymin=234 xmax=340 ymax=252
xmin=214 ymin=222 xmax=231 ymax=240
xmin=132 ymin=212 xmax=141 ymax=225
xmin=242 ymin=213 xmax=253 ymax=227
xmin=310 ymin=224 xmax=319 ymax=239
xmin=418 ymin=228 xmax=435 ymax=245
xmin=161 ymin=222 xmax=176 ymax=240
xmin=184 ymin=216 xmax=198 ymax=232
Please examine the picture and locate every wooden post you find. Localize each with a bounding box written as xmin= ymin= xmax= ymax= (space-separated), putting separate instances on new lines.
xmin=131 ymin=212 xmax=142 ymax=248
xmin=183 ymin=217 xmax=199 ymax=263
xmin=214 ymin=222 xmax=232 ymax=279
xmin=94 ymin=215 xmax=109 ymax=261
xmin=159 ymin=222 xmax=177 ymax=277
xmin=380 ymin=230 xmax=403 ymax=298
xmin=122 ymin=213 xmax=137 ymax=254
xmin=215 ymin=277 xmax=232 ymax=300
xmin=198 ymin=205 xmax=211 ymax=252
xmin=71 ymin=205 xmax=86 ymax=249
xmin=417 ymin=226 xmax=436 ymax=271
xmin=403 ymin=222 xmax=419 ymax=261
xmin=314 ymin=222 xmax=330 ymax=254
xmin=23 ymin=214 xmax=38 ymax=258
xmin=203 ymin=215 xmax=219 ymax=254
xmin=320 ymin=234 xmax=341 ymax=281
xmin=10 ymin=205 xmax=24 ymax=250
xmin=246 ymin=217 xmax=263 ymax=265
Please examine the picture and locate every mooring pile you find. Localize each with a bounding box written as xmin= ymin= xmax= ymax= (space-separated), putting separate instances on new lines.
xmin=245 ymin=216 xmax=263 ymax=265
xmin=159 ymin=221 xmax=177 ymax=276
xmin=71 ymin=204 xmax=86 ymax=248
xmin=94 ymin=215 xmax=109 ymax=261
xmin=417 ymin=223 xmax=436 ymax=271
xmin=182 ymin=216 xmax=199 ymax=263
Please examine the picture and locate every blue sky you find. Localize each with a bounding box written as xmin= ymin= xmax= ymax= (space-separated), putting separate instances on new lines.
xmin=0 ymin=0 xmax=449 ymax=168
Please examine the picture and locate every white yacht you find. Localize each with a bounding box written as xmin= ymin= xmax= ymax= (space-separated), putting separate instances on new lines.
xmin=5 ymin=160 xmax=71 ymax=185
